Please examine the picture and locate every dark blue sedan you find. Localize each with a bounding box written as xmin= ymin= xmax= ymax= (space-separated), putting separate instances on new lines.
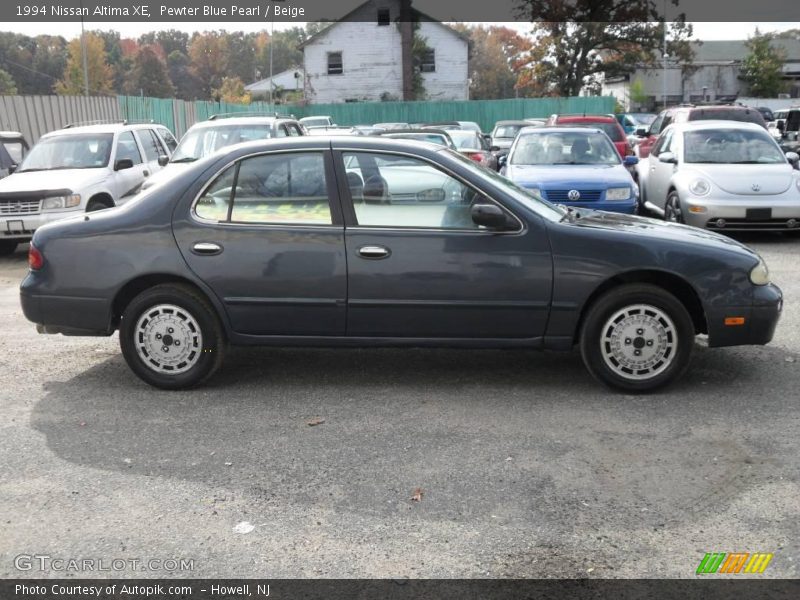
xmin=20 ymin=136 xmax=782 ymax=392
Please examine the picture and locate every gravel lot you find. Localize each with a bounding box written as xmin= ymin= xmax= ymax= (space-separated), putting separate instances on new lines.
xmin=1 ymin=234 xmax=798 ymax=579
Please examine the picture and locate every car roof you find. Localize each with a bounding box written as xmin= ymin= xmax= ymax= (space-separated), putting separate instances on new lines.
xmin=493 ymin=120 xmax=534 ymax=127
xmin=555 ymin=115 xmax=616 ymax=123
xmin=40 ymin=123 xmax=160 ymax=137
xmin=667 ymin=120 xmax=768 ymax=132
xmin=188 ymin=117 xmax=282 ymax=131
xmin=519 ymin=126 xmax=605 ymax=135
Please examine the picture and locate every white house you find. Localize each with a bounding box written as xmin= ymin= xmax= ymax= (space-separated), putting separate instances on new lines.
xmin=245 ymin=67 xmax=304 ymax=99
xmin=602 ymin=39 xmax=800 ymax=111
xmin=298 ymin=0 xmax=469 ymax=104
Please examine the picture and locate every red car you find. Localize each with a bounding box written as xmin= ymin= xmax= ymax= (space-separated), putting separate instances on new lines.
xmin=546 ymin=114 xmax=632 ymax=158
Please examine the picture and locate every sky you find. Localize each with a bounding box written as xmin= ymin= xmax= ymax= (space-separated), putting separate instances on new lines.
xmin=2 ymin=21 xmax=798 ymax=42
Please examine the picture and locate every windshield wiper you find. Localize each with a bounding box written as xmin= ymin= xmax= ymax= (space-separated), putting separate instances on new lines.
xmin=169 ymin=157 xmax=198 ymax=164
xmin=558 ymin=205 xmax=581 ymax=223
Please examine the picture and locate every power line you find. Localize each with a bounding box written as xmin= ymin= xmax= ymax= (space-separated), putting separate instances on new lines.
xmin=0 ymin=57 xmax=60 ymax=82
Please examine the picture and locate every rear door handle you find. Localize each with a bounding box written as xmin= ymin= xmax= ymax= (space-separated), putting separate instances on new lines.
xmin=357 ymin=245 xmax=391 ymax=259
xmin=192 ymin=242 xmax=223 ymax=256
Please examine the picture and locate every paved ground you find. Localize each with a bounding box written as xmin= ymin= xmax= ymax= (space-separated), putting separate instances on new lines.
xmin=0 ymin=234 xmax=798 ymax=579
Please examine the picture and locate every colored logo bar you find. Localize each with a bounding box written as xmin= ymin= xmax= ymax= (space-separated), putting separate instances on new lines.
xmin=696 ymin=552 xmax=773 ymax=574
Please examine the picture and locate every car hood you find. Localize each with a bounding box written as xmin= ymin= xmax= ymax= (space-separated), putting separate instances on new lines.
xmin=570 ymin=210 xmax=758 ymax=258
xmin=506 ymin=164 xmax=633 ymax=188
xmin=0 ymin=169 xmax=106 ymax=194
xmin=683 ymin=164 xmax=793 ymax=195
xmin=141 ymin=162 xmax=192 ymax=189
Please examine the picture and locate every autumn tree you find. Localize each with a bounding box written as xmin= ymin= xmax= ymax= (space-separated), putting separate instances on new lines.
xmin=125 ymin=45 xmax=175 ymax=97
xmin=168 ymin=50 xmax=203 ymax=100
xmin=514 ymin=0 xmax=694 ymax=97
xmin=454 ymin=25 xmax=530 ymax=100
xmin=138 ymin=29 xmax=189 ymax=57
xmin=213 ymin=76 xmax=251 ymax=104
xmin=0 ymin=33 xmax=67 ymax=94
xmin=740 ymin=30 xmax=787 ymax=97
xmin=188 ymin=31 xmax=229 ymax=98
xmin=56 ymin=32 xmax=114 ymax=95
xmin=0 ymin=69 xmax=18 ymax=94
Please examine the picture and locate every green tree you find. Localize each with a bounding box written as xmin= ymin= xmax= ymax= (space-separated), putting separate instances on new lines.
xmin=0 ymin=69 xmax=18 ymax=94
xmin=740 ymin=30 xmax=787 ymax=97
xmin=168 ymin=50 xmax=203 ymax=100
xmin=55 ymin=33 xmax=114 ymax=95
xmin=138 ymin=30 xmax=189 ymax=57
xmin=514 ymin=0 xmax=694 ymax=97
xmin=125 ymin=45 xmax=175 ymax=97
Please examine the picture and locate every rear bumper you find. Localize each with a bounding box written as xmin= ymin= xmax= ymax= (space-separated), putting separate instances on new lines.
xmin=20 ymin=283 xmax=114 ymax=336
xmin=707 ymin=284 xmax=783 ymax=348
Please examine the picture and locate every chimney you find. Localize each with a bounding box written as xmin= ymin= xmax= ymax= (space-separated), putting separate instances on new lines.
xmin=399 ymin=0 xmax=414 ymax=100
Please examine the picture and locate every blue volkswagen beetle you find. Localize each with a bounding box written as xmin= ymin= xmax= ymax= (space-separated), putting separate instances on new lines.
xmin=501 ymin=126 xmax=639 ymax=214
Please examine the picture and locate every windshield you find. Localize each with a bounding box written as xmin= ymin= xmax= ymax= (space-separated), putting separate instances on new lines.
xmin=1 ymin=140 xmax=25 ymax=163
xmin=449 ymin=131 xmax=481 ymax=150
xmin=683 ymin=129 xmax=786 ymax=164
xmin=18 ymin=133 xmax=113 ymax=172
xmin=441 ymin=148 xmax=566 ymax=222
xmin=629 ymin=113 xmax=656 ymax=126
xmin=560 ymin=121 xmax=624 ymax=142
xmin=300 ymin=117 xmax=330 ymax=128
xmin=493 ymin=125 xmax=524 ymax=138
xmin=510 ymin=131 xmax=620 ymax=166
xmin=171 ymin=124 xmax=273 ymax=162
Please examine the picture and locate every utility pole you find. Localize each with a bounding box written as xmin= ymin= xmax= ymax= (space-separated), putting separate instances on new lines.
xmin=662 ymin=0 xmax=668 ymax=109
xmin=269 ymin=6 xmax=275 ymax=106
xmin=80 ymin=0 xmax=89 ymax=95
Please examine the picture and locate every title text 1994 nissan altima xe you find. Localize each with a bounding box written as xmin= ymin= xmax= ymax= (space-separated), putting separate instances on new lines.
xmin=20 ymin=137 xmax=782 ymax=392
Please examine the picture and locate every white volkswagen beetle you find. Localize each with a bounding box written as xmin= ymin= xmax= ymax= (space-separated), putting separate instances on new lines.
xmin=638 ymin=120 xmax=800 ymax=231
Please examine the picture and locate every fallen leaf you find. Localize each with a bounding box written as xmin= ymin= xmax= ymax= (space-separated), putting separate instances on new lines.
xmin=410 ymin=487 xmax=424 ymax=502
xmin=307 ymin=417 xmax=326 ymax=427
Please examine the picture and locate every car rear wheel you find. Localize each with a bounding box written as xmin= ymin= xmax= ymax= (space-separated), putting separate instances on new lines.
xmin=580 ymin=284 xmax=694 ymax=392
xmin=664 ymin=191 xmax=684 ymax=223
xmin=119 ymin=284 xmax=226 ymax=389
xmin=0 ymin=240 xmax=18 ymax=256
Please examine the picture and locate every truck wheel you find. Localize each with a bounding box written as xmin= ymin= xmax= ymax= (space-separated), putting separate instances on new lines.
xmin=580 ymin=284 xmax=694 ymax=393
xmin=119 ymin=284 xmax=226 ymax=389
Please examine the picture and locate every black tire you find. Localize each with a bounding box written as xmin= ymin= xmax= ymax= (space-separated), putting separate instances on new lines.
xmin=87 ymin=198 xmax=112 ymax=212
xmin=119 ymin=283 xmax=226 ymax=389
xmin=0 ymin=240 xmax=18 ymax=256
xmin=580 ymin=284 xmax=695 ymax=393
xmin=664 ymin=191 xmax=684 ymax=223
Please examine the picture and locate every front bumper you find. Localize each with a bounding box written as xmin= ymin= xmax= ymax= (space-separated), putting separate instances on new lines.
xmin=681 ymin=195 xmax=800 ymax=231
xmin=1 ymin=210 xmax=82 ymax=241
xmin=707 ymin=283 xmax=783 ymax=348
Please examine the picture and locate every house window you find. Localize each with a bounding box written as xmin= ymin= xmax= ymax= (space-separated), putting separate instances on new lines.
xmin=420 ymin=49 xmax=435 ymax=73
xmin=327 ymin=52 xmax=343 ymax=75
xmin=377 ymin=8 xmax=390 ymax=25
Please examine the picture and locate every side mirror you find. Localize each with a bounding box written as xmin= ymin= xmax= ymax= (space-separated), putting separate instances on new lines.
xmin=7 ymin=163 xmax=17 ymax=174
xmin=471 ymin=203 xmax=509 ymax=229
xmin=658 ymin=152 xmax=677 ymax=164
xmin=497 ymin=155 xmax=508 ymax=168
xmin=624 ymin=155 xmax=639 ymax=166
xmin=786 ymin=151 xmax=799 ymax=167
xmin=114 ymin=158 xmax=134 ymax=171
xmin=157 ymin=154 xmax=169 ymax=167
xmin=635 ymin=126 xmax=648 ymax=137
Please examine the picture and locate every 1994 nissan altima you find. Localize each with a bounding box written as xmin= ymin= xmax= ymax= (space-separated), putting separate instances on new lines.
xmin=20 ymin=137 xmax=782 ymax=392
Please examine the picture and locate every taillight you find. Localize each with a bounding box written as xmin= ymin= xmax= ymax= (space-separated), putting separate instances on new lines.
xmin=466 ymin=151 xmax=485 ymax=163
xmin=28 ymin=244 xmax=44 ymax=270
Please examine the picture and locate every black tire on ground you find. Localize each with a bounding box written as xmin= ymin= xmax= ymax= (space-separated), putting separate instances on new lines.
xmin=579 ymin=283 xmax=695 ymax=393
xmin=86 ymin=198 xmax=112 ymax=212
xmin=0 ymin=240 xmax=18 ymax=256
xmin=664 ymin=191 xmax=684 ymax=223
xmin=119 ymin=283 xmax=227 ymax=389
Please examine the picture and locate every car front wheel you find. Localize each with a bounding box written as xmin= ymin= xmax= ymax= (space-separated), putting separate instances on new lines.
xmin=580 ymin=284 xmax=694 ymax=392
xmin=664 ymin=191 xmax=684 ymax=223
xmin=119 ymin=284 xmax=226 ymax=389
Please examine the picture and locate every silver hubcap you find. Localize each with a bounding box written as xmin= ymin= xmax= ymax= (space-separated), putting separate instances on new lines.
xmin=667 ymin=197 xmax=681 ymax=222
xmin=600 ymin=304 xmax=677 ymax=381
xmin=134 ymin=304 xmax=203 ymax=375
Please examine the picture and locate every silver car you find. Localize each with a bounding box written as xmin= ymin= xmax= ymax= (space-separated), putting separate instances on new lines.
xmin=638 ymin=120 xmax=800 ymax=231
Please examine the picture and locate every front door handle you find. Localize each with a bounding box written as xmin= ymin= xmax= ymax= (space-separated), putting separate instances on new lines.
xmin=192 ymin=242 xmax=223 ymax=256
xmin=357 ymin=245 xmax=391 ymax=259
xmin=143 ymin=170 xmax=150 ymax=177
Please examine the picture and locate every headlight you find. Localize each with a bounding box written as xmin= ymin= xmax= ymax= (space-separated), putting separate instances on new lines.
xmin=749 ymin=257 xmax=770 ymax=286
xmin=689 ymin=179 xmax=711 ymax=196
xmin=42 ymin=194 xmax=81 ymax=210
xmin=795 ymin=177 xmax=800 ymax=192
xmin=606 ymin=187 xmax=631 ymax=200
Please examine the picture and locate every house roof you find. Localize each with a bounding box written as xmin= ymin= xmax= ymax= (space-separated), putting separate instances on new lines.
xmin=297 ymin=0 xmax=468 ymax=50
xmin=689 ymin=39 xmax=800 ymax=63
xmin=245 ymin=68 xmax=303 ymax=92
